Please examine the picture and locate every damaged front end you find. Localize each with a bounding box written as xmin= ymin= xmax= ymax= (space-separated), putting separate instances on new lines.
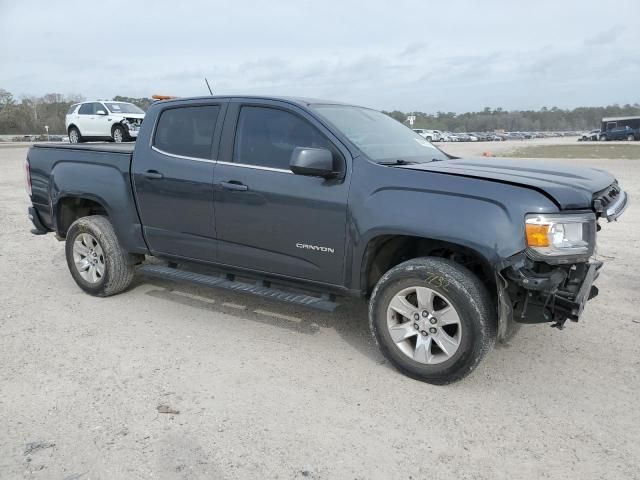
xmin=121 ymin=117 xmax=143 ymax=137
xmin=496 ymin=182 xmax=627 ymax=333
xmin=499 ymin=255 xmax=602 ymax=330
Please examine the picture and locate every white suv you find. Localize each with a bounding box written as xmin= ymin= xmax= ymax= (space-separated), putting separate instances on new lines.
xmin=66 ymin=101 xmax=145 ymax=143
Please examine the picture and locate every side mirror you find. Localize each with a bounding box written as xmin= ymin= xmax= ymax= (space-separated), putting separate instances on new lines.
xmin=290 ymin=147 xmax=336 ymax=178
xmin=96 ymin=110 xmax=107 ymax=115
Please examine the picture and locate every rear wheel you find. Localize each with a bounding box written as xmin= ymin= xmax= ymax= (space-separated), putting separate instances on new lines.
xmin=627 ymin=134 xmax=635 ymax=141
xmin=65 ymin=215 xmax=135 ymax=297
xmin=68 ymin=126 xmax=83 ymax=144
xmin=599 ymin=134 xmax=607 ymax=141
xmin=369 ymin=257 xmax=496 ymax=384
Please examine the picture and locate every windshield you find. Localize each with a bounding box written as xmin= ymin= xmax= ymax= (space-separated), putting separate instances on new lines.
xmin=104 ymin=102 xmax=145 ymax=114
xmin=312 ymin=105 xmax=448 ymax=163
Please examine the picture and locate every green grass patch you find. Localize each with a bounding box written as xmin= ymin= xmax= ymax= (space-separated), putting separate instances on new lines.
xmin=497 ymin=144 xmax=640 ymax=159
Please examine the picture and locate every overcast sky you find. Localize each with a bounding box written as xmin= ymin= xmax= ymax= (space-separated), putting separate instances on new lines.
xmin=1 ymin=0 xmax=638 ymax=112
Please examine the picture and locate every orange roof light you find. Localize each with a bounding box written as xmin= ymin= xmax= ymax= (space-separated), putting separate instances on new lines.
xmin=525 ymin=223 xmax=551 ymax=247
xmin=152 ymin=94 xmax=178 ymax=100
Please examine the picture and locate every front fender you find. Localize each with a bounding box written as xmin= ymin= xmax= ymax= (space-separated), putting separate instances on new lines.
xmin=347 ymin=158 xmax=559 ymax=291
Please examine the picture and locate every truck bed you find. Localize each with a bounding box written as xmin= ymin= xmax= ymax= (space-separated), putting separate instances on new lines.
xmin=32 ymin=142 xmax=135 ymax=154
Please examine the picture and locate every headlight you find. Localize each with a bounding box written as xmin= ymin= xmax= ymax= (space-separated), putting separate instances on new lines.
xmin=525 ymin=213 xmax=596 ymax=262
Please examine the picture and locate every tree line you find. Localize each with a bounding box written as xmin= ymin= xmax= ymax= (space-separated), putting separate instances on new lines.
xmin=1 ymin=88 xmax=639 ymax=135
xmin=383 ymin=104 xmax=640 ymax=133
xmin=0 ymin=89 xmax=154 ymax=135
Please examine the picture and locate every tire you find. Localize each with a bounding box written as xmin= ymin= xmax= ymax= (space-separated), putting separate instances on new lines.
xmin=65 ymin=215 xmax=135 ymax=297
xmin=627 ymin=134 xmax=635 ymax=142
xmin=68 ymin=126 xmax=83 ymax=144
xmin=599 ymin=135 xmax=607 ymax=141
xmin=112 ymin=125 xmax=127 ymax=143
xmin=369 ymin=257 xmax=496 ymax=385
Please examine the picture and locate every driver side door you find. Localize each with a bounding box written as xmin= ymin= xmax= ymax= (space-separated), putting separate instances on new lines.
xmin=213 ymin=100 xmax=351 ymax=285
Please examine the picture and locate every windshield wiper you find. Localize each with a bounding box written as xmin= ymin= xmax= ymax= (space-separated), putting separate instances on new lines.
xmin=377 ymin=159 xmax=418 ymax=166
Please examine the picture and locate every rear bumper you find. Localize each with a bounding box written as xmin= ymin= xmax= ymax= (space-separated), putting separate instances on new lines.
xmin=28 ymin=206 xmax=49 ymax=235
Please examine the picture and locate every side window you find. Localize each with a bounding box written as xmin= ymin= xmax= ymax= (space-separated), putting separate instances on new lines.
xmin=67 ymin=104 xmax=78 ymax=115
xmin=233 ymin=106 xmax=330 ymax=170
xmin=94 ymin=103 xmax=106 ymax=114
xmin=78 ymin=103 xmax=92 ymax=115
xmin=153 ymin=105 xmax=220 ymax=159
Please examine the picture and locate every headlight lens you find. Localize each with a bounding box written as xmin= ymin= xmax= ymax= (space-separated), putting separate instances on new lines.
xmin=525 ymin=213 xmax=596 ymax=260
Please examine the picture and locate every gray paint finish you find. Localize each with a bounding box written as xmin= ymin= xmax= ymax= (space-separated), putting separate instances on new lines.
xmin=26 ymin=95 xmax=618 ymax=295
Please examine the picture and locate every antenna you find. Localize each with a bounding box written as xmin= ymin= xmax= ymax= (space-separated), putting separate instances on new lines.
xmin=205 ymin=78 xmax=213 ymax=95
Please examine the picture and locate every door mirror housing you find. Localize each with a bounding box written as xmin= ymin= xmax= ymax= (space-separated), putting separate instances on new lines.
xmin=96 ymin=110 xmax=107 ymax=115
xmin=290 ymin=147 xmax=336 ymax=178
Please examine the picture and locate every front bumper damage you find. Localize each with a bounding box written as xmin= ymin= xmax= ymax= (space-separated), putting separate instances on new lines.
xmin=495 ymin=182 xmax=627 ymax=335
xmin=497 ymin=254 xmax=602 ymax=331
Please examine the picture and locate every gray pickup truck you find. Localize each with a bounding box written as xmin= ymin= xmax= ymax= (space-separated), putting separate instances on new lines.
xmin=25 ymin=96 xmax=629 ymax=384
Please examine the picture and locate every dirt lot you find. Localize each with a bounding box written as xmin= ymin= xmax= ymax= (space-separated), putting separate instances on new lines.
xmin=1 ymin=142 xmax=639 ymax=479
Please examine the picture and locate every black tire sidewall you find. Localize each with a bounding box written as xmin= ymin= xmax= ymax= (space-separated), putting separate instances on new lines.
xmin=370 ymin=258 xmax=495 ymax=384
xmin=65 ymin=220 xmax=111 ymax=295
xmin=68 ymin=127 xmax=81 ymax=144
xmin=112 ymin=126 xmax=126 ymax=142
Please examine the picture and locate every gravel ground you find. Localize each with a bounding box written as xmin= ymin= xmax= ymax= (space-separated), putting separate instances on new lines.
xmin=1 ymin=143 xmax=639 ymax=479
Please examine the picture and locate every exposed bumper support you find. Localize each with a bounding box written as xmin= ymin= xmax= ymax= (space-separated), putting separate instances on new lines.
xmin=498 ymin=256 xmax=602 ymax=330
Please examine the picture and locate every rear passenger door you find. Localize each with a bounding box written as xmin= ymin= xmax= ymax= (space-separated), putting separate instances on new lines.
xmin=212 ymin=99 xmax=351 ymax=285
xmin=132 ymin=101 xmax=227 ymax=262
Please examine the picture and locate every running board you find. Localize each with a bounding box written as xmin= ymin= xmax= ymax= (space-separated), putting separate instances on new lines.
xmin=137 ymin=264 xmax=339 ymax=312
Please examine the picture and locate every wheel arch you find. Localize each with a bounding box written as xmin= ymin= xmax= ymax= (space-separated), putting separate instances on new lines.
xmin=55 ymin=195 xmax=111 ymax=236
xmin=111 ymin=121 xmax=126 ymax=135
xmin=359 ymin=233 xmax=497 ymax=297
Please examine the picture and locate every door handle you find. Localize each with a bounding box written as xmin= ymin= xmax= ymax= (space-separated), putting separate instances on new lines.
xmin=143 ymin=170 xmax=164 ymax=179
xmin=218 ymin=181 xmax=248 ymax=191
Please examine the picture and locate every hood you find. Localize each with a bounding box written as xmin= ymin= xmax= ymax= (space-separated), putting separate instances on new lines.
xmin=397 ymin=157 xmax=615 ymax=210
xmin=111 ymin=113 xmax=145 ymax=120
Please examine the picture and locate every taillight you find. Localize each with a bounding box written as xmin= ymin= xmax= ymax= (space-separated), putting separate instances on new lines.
xmin=25 ymin=159 xmax=32 ymax=196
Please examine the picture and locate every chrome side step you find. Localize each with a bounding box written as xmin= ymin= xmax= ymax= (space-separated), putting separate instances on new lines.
xmin=137 ymin=264 xmax=339 ymax=312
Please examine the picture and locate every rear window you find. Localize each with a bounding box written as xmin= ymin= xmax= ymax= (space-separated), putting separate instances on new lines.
xmin=153 ymin=105 xmax=220 ymax=159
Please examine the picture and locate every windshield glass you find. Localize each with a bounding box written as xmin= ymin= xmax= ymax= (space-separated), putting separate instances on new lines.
xmin=104 ymin=102 xmax=145 ymax=114
xmin=311 ymin=105 xmax=448 ymax=163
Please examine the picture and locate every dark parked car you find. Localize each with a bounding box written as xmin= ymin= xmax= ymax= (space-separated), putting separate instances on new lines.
xmin=599 ymin=125 xmax=638 ymax=141
xmin=25 ymin=95 xmax=629 ymax=384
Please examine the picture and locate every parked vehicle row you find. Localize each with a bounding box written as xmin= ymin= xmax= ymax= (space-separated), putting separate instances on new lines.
xmin=413 ymin=129 xmax=579 ymax=142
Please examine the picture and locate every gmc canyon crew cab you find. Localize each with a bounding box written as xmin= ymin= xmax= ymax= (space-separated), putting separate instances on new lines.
xmin=26 ymin=96 xmax=629 ymax=384
xmin=66 ymin=101 xmax=145 ymax=143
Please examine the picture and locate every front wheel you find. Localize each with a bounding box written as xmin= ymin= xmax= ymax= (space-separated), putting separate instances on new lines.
xmin=627 ymin=134 xmax=635 ymax=141
xmin=65 ymin=215 xmax=135 ymax=297
xmin=599 ymin=135 xmax=607 ymax=141
xmin=112 ymin=125 xmax=127 ymax=143
xmin=369 ymin=257 xmax=496 ymax=384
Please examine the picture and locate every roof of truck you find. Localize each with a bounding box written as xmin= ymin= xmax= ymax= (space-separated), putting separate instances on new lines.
xmin=155 ymin=95 xmax=356 ymax=107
